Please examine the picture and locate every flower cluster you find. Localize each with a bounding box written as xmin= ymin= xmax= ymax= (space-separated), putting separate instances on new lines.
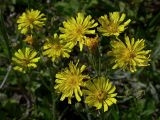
xmin=54 ymin=61 xmax=90 ymax=104
xmin=54 ymin=61 xmax=117 ymax=111
xmin=59 ymin=12 xmax=98 ymax=51
xmin=43 ymin=33 xmax=73 ymax=62
xmin=12 ymin=9 xmax=152 ymax=112
xmin=97 ymin=12 xmax=131 ymax=36
xmin=108 ymin=36 xmax=151 ymax=72
xmin=12 ymin=47 xmax=40 ymax=73
xmin=83 ymin=77 xmax=117 ymax=112
xmin=17 ymin=9 xmax=46 ymax=34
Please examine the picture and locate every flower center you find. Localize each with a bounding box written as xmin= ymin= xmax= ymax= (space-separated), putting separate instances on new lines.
xmin=96 ymin=90 xmax=107 ymax=101
xmin=22 ymin=59 xmax=30 ymax=66
xmin=129 ymin=53 xmax=136 ymax=58
xmin=77 ymin=25 xmax=83 ymax=34
xmin=107 ymin=23 xmax=118 ymax=33
xmin=68 ymin=76 xmax=79 ymax=88
xmin=53 ymin=44 xmax=62 ymax=51
xmin=28 ymin=16 xmax=35 ymax=24
xmin=73 ymin=25 xmax=84 ymax=40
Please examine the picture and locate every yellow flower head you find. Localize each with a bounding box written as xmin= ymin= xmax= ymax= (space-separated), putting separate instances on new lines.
xmin=59 ymin=12 xmax=98 ymax=51
xmin=97 ymin=12 xmax=131 ymax=36
xmin=83 ymin=77 xmax=117 ymax=112
xmin=85 ymin=35 xmax=99 ymax=51
xmin=54 ymin=61 xmax=90 ymax=104
xmin=17 ymin=9 xmax=46 ymax=34
xmin=12 ymin=47 xmax=40 ymax=73
xmin=108 ymin=36 xmax=151 ymax=72
xmin=43 ymin=33 xmax=73 ymax=62
xmin=24 ymin=35 xmax=33 ymax=45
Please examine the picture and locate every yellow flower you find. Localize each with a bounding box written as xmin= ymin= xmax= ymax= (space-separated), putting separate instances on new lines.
xmin=108 ymin=36 xmax=151 ymax=72
xmin=97 ymin=12 xmax=131 ymax=36
xmin=59 ymin=12 xmax=98 ymax=51
xmin=54 ymin=61 xmax=90 ymax=104
xmin=17 ymin=9 xmax=46 ymax=34
xmin=12 ymin=47 xmax=40 ymax=73
xmin=24 ymin=35 xmax=33 ymax=45
xmin=83 ymin=77 xmax=117 ymax=112
xmin=85 ymin=35 xmax=99 ymax=51
xmin=43 ymin=33 xmax=73 ymax=62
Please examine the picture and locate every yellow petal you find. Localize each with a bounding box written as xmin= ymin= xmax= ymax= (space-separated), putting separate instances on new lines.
xmin=103 ymin=102 xmax=109 ymax=112
xmin=105 ymin=99 xmax=113 ymax=106
xmin=125 ymin=36 xmax=131 ymax=49
xmin=108 ymin=86 xmax=116 ymax=94
xmin=108 ymin=98 xmax=117 ymax=104
xmin=74 ymin=89 xmax=81 ymax=102
xmin=119 ymin=13 xmax=126 ymax=23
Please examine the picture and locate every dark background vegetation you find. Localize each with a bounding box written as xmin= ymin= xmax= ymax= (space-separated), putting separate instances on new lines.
xmin=0 ymin=0 xmax=160 ymax=120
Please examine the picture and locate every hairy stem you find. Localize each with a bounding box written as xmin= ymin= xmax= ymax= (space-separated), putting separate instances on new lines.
xmin=0 ymin=65 xmax=12 ymax=89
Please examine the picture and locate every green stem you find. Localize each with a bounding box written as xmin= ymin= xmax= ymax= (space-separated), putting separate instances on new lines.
xmin=48 ymin=66 xmax=57 ymax=120
xmin=88 ymin=53 xmax=98 ymax=75
xmin=40 ymin=60 xmax=57 ymax=120
xmin=85 ymin=103 xmax=91 ymax=120
xmin=98 ymin=45 xmax=102 ymax=76
xmin=0 ymin=65 xmax=12 ymax=89
xmin=27 ymin=0 xmax=30 ymax=9
xmin=101 ymin=105 xmax=105 ymax=120
xmin=51 ymin=91 xmax=57 ymax=120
